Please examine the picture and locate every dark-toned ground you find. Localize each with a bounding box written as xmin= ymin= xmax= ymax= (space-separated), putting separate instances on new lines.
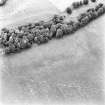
xmin=0 ymin=0 xmax=105 ymax=105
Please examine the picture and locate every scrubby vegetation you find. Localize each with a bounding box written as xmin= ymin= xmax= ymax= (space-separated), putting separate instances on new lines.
xmin=66 ymin=0 xmax=89 ymax=15
xmin=66 ymin=7 xmax=72 ymax=14
xmin=0 ymin=0 xmax=7 ymax=6
xmin=83 ymin=0 xmax=89 ymax=5
xmin=0 ymin=2 xmax=105 ymax=54
xmin=71 ymin=0 xmax=89 ymax=9
xmin=91 ymin=0 xmax=96 ymax=3
xmin=72 ymin=1 xmax=83 ymax=9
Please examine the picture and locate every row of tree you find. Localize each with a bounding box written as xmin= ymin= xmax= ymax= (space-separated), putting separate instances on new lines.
xmin=66 ymin=0 xmax=97 ymax=14
xmin=0 ymin=2 xmax=104 ymax=54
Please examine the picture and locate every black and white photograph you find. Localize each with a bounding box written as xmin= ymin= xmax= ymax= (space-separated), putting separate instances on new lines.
xmin=0 ymin=0 xmax=105 ymax=105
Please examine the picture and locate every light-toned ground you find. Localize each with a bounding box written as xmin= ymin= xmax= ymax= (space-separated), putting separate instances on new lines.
xmin=0 ymin=0 xmax=105 ymax=105
xmin=0 ymin=0 xmax=59 ymax=29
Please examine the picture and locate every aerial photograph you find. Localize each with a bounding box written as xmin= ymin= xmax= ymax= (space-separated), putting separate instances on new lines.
xmin=0 ymin=0 xmax=105 ymax=105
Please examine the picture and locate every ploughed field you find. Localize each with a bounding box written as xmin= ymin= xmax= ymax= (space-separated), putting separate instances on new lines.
xmin=0 ymin=0 xmax=105 ymax=105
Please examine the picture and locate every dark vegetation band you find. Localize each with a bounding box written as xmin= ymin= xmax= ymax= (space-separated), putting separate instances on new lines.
xmin=0 ymin=0 xmax=105 ymax=55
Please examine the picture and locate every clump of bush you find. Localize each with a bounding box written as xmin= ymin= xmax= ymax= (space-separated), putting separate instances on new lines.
xmin=52 ymin=15 xmax=65 ymax=24
xmin=83 ymin=0 xmax=89 ymax=5
xmin=56 ymin=29 xmax=63 ymax=38
xmin=72 ymin=1 xmax=83 ymax=9
xmin=0 ymin=0 xmax=7 ymax=6
xmin=91 ymin=0 xmax=96 ymax=3
xmin=77 ymin=3 xmax=105 ymax=27
xmin=72 ymin=0 xmax=89 ymax=9
xmin=0 ymin=2 xmax=105 ymax=55
xmin=66 ymin=7 xmax=72 ymax=14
